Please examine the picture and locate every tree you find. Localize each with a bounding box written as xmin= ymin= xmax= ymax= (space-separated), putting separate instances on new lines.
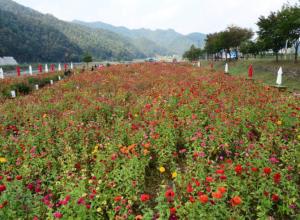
xmin=240 ymin=40 xmax=260 ymax=58
xmin=257 ymin=12 xmax=287 ymax=62
xmin=183 ymin=45 xmax=205 ymax=62
xmin=83 ymin=54 xmax=93 ymax=67
xmin=205 ymin=33 xmax=223 ymax=59
xmin=277 ymin=4 xmax=300 ymax=63
xmin=223 ymin=26 xmax=253 ymax=59
xmin=204 ymin=26 xmax=253 ymax=60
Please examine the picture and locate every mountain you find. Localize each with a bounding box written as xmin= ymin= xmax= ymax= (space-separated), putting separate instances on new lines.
xmin=0 ymin=0 xmax=206 ymax=63
xmin=0 ymin=0 xmax=145 ymax=62
xmin=0 ymin=9 xmax=83 ymax=62
xmin=73 ymin=20 xmax=206 ymax=55
xmin=186 ymin=33 xmax=207 ymax=47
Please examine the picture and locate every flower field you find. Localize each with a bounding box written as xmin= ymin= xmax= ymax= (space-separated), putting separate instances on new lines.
xmin=0 ymin=63 xmax=299 ymax=219
xmin=0 ymin=72 xmax=66 ymax=101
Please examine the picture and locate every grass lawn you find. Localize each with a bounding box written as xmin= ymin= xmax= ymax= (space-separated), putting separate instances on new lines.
xmin=200 ymin=59 xmax=300 ymax=91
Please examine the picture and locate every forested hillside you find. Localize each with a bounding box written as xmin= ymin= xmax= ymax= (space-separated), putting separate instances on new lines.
xmin=73 ymin=20 xmax=207 ymax=55
xmin=0 ymin=0 xmax=145 ymax=62
xmin=0 ymin=9 xmax=82 ymax=62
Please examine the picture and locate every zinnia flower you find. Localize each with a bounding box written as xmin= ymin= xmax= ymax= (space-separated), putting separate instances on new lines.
xmin=230 ymin=196 xmax=242 ymax=206
xmin=273 ymin=173 xmax=281 ymax=184
xmin=235 ymin=164 xmax=243 ymax=174
xmin=212 ymin=191 xmax=223 ymax=199
xmin=263 ymin=167 xmax=272 ymax=175
xmin=0 ymin=157 xmax=7 ymax=163
xmin=206 ymin=176 xmax=214 ymax=182
xmin=0 ymin=184 xmax=6 ymax=192
xmin=272 ymin=194 xmax=279 ymax=202
xmin=217 ymin=186 xmax=227 ymax=194
xmin=172 ymin=172 xmax=177 ymax=178
xmin=251 ymin=167 xmax=258 ymax=172
xmin=140 ymin=194 xmax=150 ymax=202
xmin=186 ymin=184 xmax=193 ymax=193
xmin=159 ymin=166 xmax=165 ymax=173
xmin=169 ymin=207 xmax=176 ymax=214
xmin=199 ymin=194 xmax=209 ymax=204
xmin=165 ymin=189 xmax=175 ymax=202
xmin=114 ymin=196 xmax=122 ymax=202
xmin=135 ymin=215 xmax=143 ymax=220
xmin=53 ymin=212 xmax=63 ymax=219
xmin=216 ymin=169 xmax=224 ymax=175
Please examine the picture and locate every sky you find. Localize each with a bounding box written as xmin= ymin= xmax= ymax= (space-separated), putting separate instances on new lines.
xmin=14 ymin=0 xmax=298 ymax=34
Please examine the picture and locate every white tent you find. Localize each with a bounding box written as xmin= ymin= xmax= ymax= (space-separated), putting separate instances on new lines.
xmin=58 ymin=63 xmax=62 ymax=71
xmin=71 ymin=62 xmax=74 ymax=70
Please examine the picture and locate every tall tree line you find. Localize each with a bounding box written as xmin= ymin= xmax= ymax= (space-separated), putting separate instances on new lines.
xmin=184 ymin=2 xmax=300 ymax=63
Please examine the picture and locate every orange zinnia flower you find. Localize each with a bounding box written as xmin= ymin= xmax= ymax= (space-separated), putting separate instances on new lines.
xmin=135 ymin=215 xmax=143 ymax=220
xmin=199 ymin=194 xmax=209 ymax=204
xmin=217 ymin=186 xmax=227 ymax=194
xmin=212 ymin=191 xmax=223 ymax=199
xmin=231 ymin=196 xmax=242 ymax=206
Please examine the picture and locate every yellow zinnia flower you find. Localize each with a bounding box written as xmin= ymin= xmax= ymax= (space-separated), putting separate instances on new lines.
xmin=0 ymin=157 xmax=7 ymax=163
xmin=159 ymin=166 xmax=165 ymax=173
xmin=276 ymin=121 xmax=282 ymax=126
xmin=172 ymin=172 xmax=177 ymax=178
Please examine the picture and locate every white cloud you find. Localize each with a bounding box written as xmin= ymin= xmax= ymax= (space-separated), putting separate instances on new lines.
xmin=13 ymin=0 xmax=298 ymax=34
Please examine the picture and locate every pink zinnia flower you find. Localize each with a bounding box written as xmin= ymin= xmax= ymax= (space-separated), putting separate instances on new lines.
xmin=53 ymin=212 xmax=63 ymax=219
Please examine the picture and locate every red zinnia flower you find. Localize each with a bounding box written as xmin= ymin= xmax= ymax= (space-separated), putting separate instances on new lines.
xmin=230 ymin=196 xmax=242 ymax=206
xmin=273 ymin=173 xmax=281 ymax=184
xmin=140 ymin=194 xmax=150 ymax=202
xmin=186 ymin=184 xmax=193 ymax=193
xmin=206 ymin=176 xmax=214 ymax=183
xmin=263 ymin=191 xmax=269 ymax=197
xmin=194 ymin=180 xmax=201 ymax=187
xmin=165 ymin=189 xmax=175 ymax=202
xmin=235 ymin=164 xmax=243 ymax=174
xmin=217 ymin=187 xmax=227 ymax=194
xmin=169 ymin=207 xmax=176 ymax=214
xmin=114 ymin=195 xmax=122 ymax=202
xmin=251 ymin=167 xmax=258 ymax=172
xmin=212 ymin=191 xmax=223 ymax=199
xmin=272 ymin=194 xmax=279 ymax=202
xmin=216 ymin=169 xmax=224 ymax=175
xmin=189 ymin=196 xmax=195 ymax=203
xmin=53 ymin=212 xmax=63 ymax=219
xmin=199 ymin=194 xmax=209 ymax=204
xmin=77 ymin=197 xmax=85 ymax=205
xmin=0 ymin=184 xmax=6 ymax=192
xmin=263 ymin=167 xmax=272 ymax=175
xmin=27 ymin=183 xmax=34 ymax=191
xmin=219 ymin=175 xmax=227 ymax=180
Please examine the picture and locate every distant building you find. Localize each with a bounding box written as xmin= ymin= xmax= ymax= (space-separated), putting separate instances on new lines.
xmin=0 ymin=57 xmax=18 ymax=66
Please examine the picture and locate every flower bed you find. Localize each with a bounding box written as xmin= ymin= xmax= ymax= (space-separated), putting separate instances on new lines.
xmin=0 ymin=72 xmax=67 ymax=100
xmin=0 ymin=63 xmax=299 ymax=219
